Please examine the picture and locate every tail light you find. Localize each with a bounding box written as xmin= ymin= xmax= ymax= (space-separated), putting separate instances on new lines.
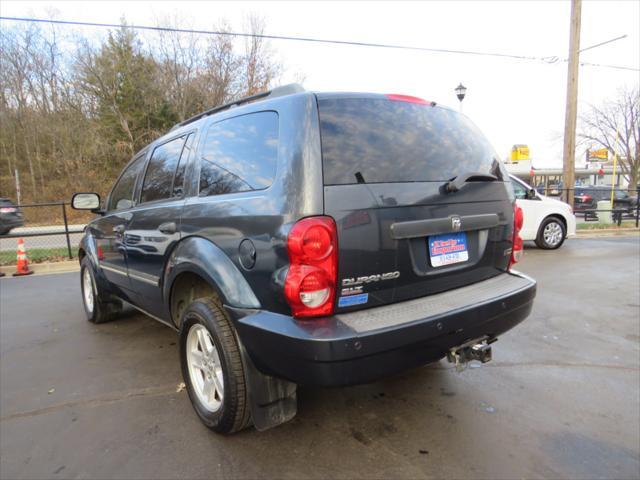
xmin=0 ymin=207 xmax=16 ymax=213
xmin=284 ymin=216 xmax=338 ymax=318
xmin=509 ymin=204 xmax=524 ymax=269
xmin=385 ymin=94 xmax=434 ymax=106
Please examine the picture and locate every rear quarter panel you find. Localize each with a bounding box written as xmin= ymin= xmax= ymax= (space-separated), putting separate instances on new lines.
xmin=177 ymin=92 xmax=324 ymax=314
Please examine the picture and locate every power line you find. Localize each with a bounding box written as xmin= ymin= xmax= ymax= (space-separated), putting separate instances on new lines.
xmin=1 ymin=15 xmax=638 ymax=72
xmin=579 ymin=34 xmax=626 ymax=53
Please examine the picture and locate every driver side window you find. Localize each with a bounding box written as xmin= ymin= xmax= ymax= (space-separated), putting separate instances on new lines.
xmin=108 ymin=154 xmax=146 ymax=211
xmin=512 ymin=180 xmax=528 ymax=200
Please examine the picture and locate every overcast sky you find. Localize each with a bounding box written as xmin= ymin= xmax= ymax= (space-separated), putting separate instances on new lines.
xmin=3 ymin=1 xmax=639 ymax=167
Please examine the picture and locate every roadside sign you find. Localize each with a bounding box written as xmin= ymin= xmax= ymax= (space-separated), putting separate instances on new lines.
xmin=510 ymin=144 xmax=530 ymax=162
xmin=587 ymin=148 xmax=608 ymax=161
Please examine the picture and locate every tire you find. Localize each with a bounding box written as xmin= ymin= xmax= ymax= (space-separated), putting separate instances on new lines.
xmin=80 ymin=257 xmax=122 ymax=323
xmin=535 ymin=217 xmax=566 ymax=250
xmin=179 ymin=298 xmax=251 ymax=434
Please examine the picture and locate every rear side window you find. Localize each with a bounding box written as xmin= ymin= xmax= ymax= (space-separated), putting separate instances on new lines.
xmin=108 ymin=155 xmax=146 ymax=211
xmin=140 ymin=136 xmax=187 ymax=203
xmin=318 ymin=97 xmax=503 ymax=185
xmin=199 ymin=112 xmax=278 ymax=197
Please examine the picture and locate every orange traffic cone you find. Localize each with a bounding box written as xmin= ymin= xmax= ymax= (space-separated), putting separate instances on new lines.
xmin=13 ymin=238 xmax=34 ymax=276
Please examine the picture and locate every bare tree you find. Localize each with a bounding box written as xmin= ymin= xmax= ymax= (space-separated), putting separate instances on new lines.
xmin=0 ymin=15 xmax=285 ymax=204
xmin=240 ymin=15 xmax=281 ymax=96
xmin=579 ymin=86 xmax=640 ymax=191
xmin=154 ymin=15 xmax=204 ymax=121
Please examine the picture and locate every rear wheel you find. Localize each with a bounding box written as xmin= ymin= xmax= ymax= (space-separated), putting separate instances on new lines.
xmin=535 ymin=217 xmax=566 ymax=250
xmin=179 ymin=298 xmax=251 ymax=434
xmin=80 ymin=257 xmax=122 ymax=323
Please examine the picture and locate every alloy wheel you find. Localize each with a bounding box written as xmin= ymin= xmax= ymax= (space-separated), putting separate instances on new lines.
xmin=82 ymin=268 xmax=95 ymax=314
xmin=186 ymin=323 xmax=224 ymax=412
xmin=543 ymin=221 xmax=563 ymax=247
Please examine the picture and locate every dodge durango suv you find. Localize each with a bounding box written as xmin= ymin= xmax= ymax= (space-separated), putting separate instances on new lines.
xmin=72 ymin=85 xmax=536 ymax=434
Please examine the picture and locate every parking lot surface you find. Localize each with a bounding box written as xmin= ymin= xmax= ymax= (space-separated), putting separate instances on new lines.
xmin=1 ymin=236 xmax=639 ymax=479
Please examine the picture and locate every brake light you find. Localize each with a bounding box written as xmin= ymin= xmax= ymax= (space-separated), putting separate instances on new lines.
xmin=0 ymin=207 xmax=16 ymax=213
xmin=509 ymin=204 xmax=524 ymax=269
xmin=285 ymin=216 xmax=338 ymax=318
xmin=385 ymin=94 xmax=434 ymax=106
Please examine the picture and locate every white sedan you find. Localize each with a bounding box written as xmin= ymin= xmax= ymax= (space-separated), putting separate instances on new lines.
xmin=510 ymin=175 xmax=576 ymax=249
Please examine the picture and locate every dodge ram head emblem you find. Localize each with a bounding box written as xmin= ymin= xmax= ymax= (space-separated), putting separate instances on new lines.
xmin=451 ymin=216 xmax=462 ymax=231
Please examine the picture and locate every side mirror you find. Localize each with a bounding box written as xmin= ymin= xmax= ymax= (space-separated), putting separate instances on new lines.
xmin=72 ymin=193 xmax=102 ymax=212
xmin=527 ymin=188 xmax=537 ymax=199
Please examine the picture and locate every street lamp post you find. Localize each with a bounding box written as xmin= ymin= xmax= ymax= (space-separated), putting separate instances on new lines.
xmin=455 ymin=83 xmax=467 ymax=112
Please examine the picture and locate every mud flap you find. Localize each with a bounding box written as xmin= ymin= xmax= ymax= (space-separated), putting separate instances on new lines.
xmin=238 ymin=342 xmax=297 ymax=431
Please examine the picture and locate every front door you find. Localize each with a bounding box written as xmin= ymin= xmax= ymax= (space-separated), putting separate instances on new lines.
xmin=94 ymin=154 xmax=147 ymax=293
xmin=125 ymin=133 xmax=194 ymax=320
xmin=511 ymin=178 xmax=542 ymax=240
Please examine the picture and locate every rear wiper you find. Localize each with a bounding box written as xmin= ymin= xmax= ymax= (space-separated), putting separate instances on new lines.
xmin=444 ymin=172 xmax=497 ymax=193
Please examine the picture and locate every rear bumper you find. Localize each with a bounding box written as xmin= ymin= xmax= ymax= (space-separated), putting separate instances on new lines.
xmin=566 ymin=214 xmax=577 ymax=237
xmin=230 ymin=271 xmax=536 ymax=386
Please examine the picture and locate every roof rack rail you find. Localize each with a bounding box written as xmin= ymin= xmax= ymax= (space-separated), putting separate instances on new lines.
xmin=172 ymin=83 xmax=305 ymax=131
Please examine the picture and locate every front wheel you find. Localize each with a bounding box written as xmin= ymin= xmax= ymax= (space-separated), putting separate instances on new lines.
xmin=80 ymin=258 xmax=122 ymax=323
xmin=535 ymin=217 xmax=566 ymax=250
xmin=179 ymin=298 xmax=251 ymax=434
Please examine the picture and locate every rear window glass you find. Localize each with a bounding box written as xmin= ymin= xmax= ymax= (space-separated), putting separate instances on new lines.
xmin=199 ymin=111 xmax=278 ymax=197
xmin=318 ymin=97 xmax=504 ymax=185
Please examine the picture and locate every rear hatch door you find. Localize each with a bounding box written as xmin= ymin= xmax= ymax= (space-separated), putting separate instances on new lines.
xmin=317 ymin=93 xmax=515 ymax=313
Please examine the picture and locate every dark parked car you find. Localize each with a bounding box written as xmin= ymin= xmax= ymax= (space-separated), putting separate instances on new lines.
xmin=574 ymin=186 xmax=638 ymax=214
xmin=0 ymin=197 xmax=24 ymax=235
xmin=72 ymin=85 xmax=536 ymax=434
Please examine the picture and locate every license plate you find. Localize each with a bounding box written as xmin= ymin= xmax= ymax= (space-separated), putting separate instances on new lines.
xmin=428 ymin=232 xmax=469 ymax=267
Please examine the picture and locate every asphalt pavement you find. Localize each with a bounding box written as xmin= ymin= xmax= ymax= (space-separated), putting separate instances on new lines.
xmin=0 ymin=237 xmax=639 ymax=479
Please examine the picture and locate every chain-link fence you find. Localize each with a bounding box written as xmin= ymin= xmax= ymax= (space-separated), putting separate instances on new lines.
xmin=0 ymin=202 xmax=95 ymax=266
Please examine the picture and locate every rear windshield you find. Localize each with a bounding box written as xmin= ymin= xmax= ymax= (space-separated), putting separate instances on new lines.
xmin=318 ymin=97 xmax=504 ymax=185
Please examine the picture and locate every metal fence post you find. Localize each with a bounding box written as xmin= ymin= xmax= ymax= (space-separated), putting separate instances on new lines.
xmin=62 ymin=202 xmax=73 ymax=259
xmin=636 ymin=194 xmax=639 ymax=228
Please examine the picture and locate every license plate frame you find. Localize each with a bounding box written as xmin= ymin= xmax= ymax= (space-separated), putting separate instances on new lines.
xmin=428 ymin=232 xmax=469 ymax=268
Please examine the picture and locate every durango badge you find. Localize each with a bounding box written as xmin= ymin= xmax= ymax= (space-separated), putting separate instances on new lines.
xmin=342 ymin=271 xmax=400 ymax=287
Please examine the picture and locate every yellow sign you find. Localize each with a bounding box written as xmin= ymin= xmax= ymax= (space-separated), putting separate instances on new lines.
xmin=588 ymin=148 xmax=608 ymax=161
xmin=510 ymin=144 xmax=530 ymax=162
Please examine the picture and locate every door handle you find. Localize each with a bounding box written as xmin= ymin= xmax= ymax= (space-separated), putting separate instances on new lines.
xmin=113 ymin=224 xmax=125 ymax=234
xmin=158 ymin=222 xmax=177 ymax=234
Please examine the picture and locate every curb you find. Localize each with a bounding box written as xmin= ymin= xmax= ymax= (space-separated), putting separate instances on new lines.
xmin=0 ymin=260 xmax=79 ymax=277
xmin=574 ymin=228 xmax=640 ymax=238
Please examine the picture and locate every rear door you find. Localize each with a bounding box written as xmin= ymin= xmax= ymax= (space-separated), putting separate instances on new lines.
xmin=125 ymin=133 xmax=195 ymax=319
xmin=317 ymin=94 xmax=515 ymax=313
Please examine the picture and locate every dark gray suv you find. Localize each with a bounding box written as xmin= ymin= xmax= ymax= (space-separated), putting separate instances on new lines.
xmin=72 ymin=85 xmax=536 ymax=434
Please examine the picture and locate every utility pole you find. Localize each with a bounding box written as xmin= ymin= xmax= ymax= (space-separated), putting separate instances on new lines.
xmin=562 ymin=0 xmax=582 ymax=208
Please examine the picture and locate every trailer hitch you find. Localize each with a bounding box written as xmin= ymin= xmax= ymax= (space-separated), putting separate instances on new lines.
xmin=447 ymin=336 xmax=495 ymax=372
